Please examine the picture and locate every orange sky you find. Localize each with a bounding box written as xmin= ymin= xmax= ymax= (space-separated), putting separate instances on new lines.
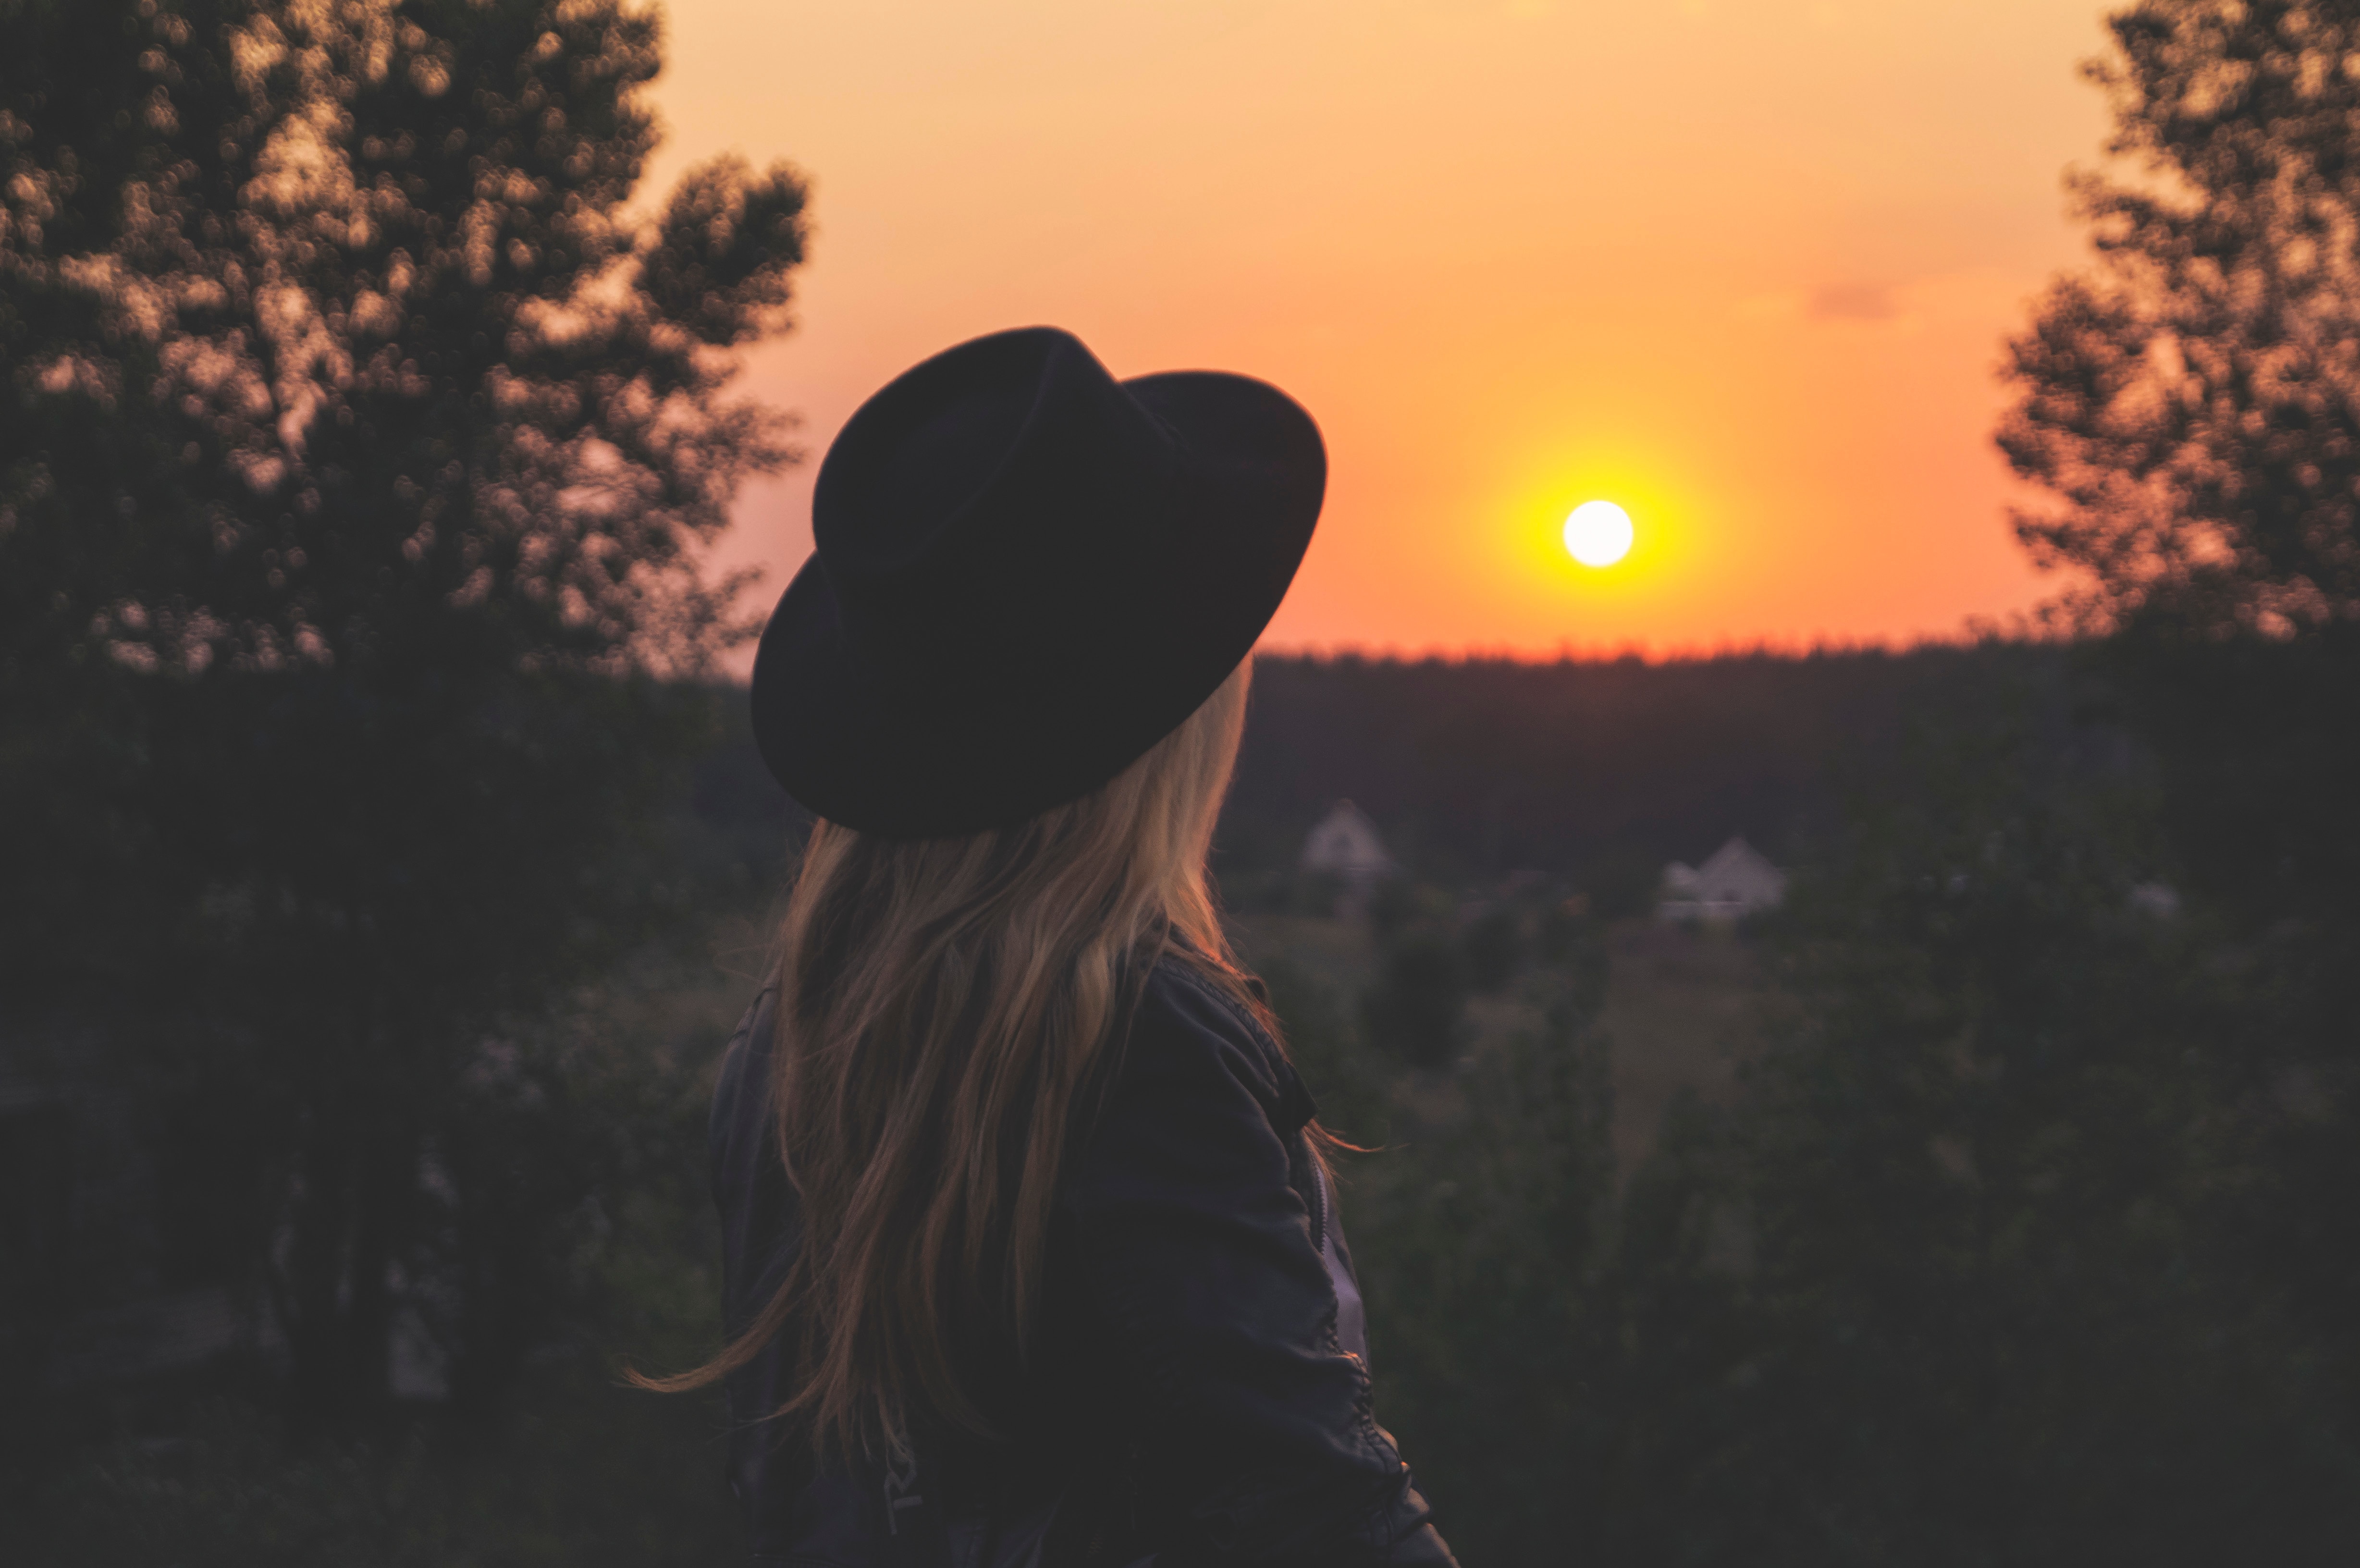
xmin=641 ymin=0 xmax=2115 ymax=663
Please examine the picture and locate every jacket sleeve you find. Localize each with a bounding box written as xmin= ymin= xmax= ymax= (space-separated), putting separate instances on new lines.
xmin=710 ymin=987 xmax=853 ymax=1566
xmin=1062 ymin=968 xmax=1458 ymax=1568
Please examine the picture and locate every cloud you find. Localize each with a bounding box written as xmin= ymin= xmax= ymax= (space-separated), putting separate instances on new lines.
xmin=1807 ymin=281 xmax=1901 ymax=321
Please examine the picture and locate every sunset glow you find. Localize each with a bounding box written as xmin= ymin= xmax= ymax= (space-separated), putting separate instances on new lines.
xmin=644 ymin=0 xmax=2115 ymax=663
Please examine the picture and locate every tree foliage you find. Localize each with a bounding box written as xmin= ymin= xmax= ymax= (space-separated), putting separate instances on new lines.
xmin=3 ymin=0 xmax=805 ymax=677
xmin=0 ymin=0 xmax=807 ymax=1426
xmin=1285 ymin=689 xmax=2360 ymax=1568
xmin=2001 ymin=0 xmax=2360 ymax=634
xmin=2001 ymin=2 xmax=2360 ymax=1442
xmin=1711 ymin=707 xmax=2351 ymax=1566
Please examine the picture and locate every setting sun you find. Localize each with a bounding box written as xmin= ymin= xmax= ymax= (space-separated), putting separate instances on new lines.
xmin=1563 ymin=500 xmax=1635 ymax=568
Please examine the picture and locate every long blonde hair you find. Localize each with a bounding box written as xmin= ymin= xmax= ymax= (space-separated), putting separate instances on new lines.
xmin=651 ymin=657 xmax=1260 ymax=1459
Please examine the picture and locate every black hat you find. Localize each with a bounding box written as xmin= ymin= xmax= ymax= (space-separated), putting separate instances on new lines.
xmin=750 ymin=326 xmax=1325 ymax=838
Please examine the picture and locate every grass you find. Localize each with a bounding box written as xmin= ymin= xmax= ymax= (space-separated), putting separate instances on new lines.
xmin=7 ymin=1362 xmax=745 ymax=1568
xmin=1230 ymin=908 xmax=1772 ymax=1168
xmin=1592 ymin=919 xmax=1769 ymax=1166
xmin=8 ymin=900 xmax=1775 ymax=1564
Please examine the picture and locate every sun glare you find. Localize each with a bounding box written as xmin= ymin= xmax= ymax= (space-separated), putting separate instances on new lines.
xmin=1563 ymin=500 xmax=1635 ymax=568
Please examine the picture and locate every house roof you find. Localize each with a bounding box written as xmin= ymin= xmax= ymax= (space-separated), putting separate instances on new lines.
xmin=1302 ymin=799 xmax=1394 ymax=874
xmin=1692 ymin=836 xmax=1784 ymax=901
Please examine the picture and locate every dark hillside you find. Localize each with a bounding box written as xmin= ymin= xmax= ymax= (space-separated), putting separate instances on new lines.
xmin=1220 ymin=642 xmax=2085 ymax=885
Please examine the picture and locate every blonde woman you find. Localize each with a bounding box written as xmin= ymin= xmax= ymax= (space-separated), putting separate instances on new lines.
xmin=676 ymin=329 xmax=1455 ymax=1566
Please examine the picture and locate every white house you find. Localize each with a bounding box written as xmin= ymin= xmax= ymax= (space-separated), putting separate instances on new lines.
xmin=1659 ymin=836 xmax=1786 ymax=922
xmin=1301 ymin=800 xmax=1396 ymax=889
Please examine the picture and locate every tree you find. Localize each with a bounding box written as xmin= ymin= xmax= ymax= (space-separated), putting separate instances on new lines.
xmin=0 ymin=0 xmax=213 ymax=998
xmin=1713 ymin=704 xmax=2358 ymax=1567
xmin=1999 ymin=0 xmax=2360 ymax=637
xmin=2000 ymin=0 xmax=2360 ymax=1437
xmin=1 ymin=0 xmax=806 ymax=1424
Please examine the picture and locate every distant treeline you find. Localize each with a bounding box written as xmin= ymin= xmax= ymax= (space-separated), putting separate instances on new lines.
xmin=687 ymin=640 xmax=2119 ymax=902
xmin=1221 ymin=641 xmax=2121 ymax=890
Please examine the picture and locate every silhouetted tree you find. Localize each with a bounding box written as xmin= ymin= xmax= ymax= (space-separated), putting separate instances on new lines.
xmin=1999 ymin=0 xmax=2360 ymax=635
xmin=0 ymin=0 xmax=806 ymax=1424
xmin=1710 ymin=706 xmax=2357 ymax=1566
xmin=1314 ymin=691 xmax=2360 ymax=1568
xmin=2001 ymin=0 xmax=2360 ymax=1434
xmin=0 ymin=0 xmax=211 ymax=1004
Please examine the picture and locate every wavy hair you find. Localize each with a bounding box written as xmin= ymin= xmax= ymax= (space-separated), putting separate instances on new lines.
xmin=643 ymin=658 xmax=1261 ymax=1460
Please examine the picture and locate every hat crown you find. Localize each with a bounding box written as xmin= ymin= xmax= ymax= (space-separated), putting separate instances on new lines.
xmin=812 ymin=329 xmax=1182 ymax=698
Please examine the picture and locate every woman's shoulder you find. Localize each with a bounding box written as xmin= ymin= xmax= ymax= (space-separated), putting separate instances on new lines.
xmin=1107 ymin=955 xmax=1314 ymax=1139
xmin=1138 ymin=951 xmax=1278 ymax=1061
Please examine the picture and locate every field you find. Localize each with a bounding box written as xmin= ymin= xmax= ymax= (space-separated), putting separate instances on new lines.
xmin=1229 ymin=909 xmax=1772 ymax=1168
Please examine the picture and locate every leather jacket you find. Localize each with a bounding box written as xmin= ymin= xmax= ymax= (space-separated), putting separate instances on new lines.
xmin=709 ymin=955 xmax=1459 ymax=1568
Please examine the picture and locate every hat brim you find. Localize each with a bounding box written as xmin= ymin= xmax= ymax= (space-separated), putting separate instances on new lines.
xmin=750 ymin=369 xmax=1324 ymax=838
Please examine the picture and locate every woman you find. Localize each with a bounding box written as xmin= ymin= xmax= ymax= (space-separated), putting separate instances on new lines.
xmin=678 ymin=328 xmax=1456 ymax=1566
